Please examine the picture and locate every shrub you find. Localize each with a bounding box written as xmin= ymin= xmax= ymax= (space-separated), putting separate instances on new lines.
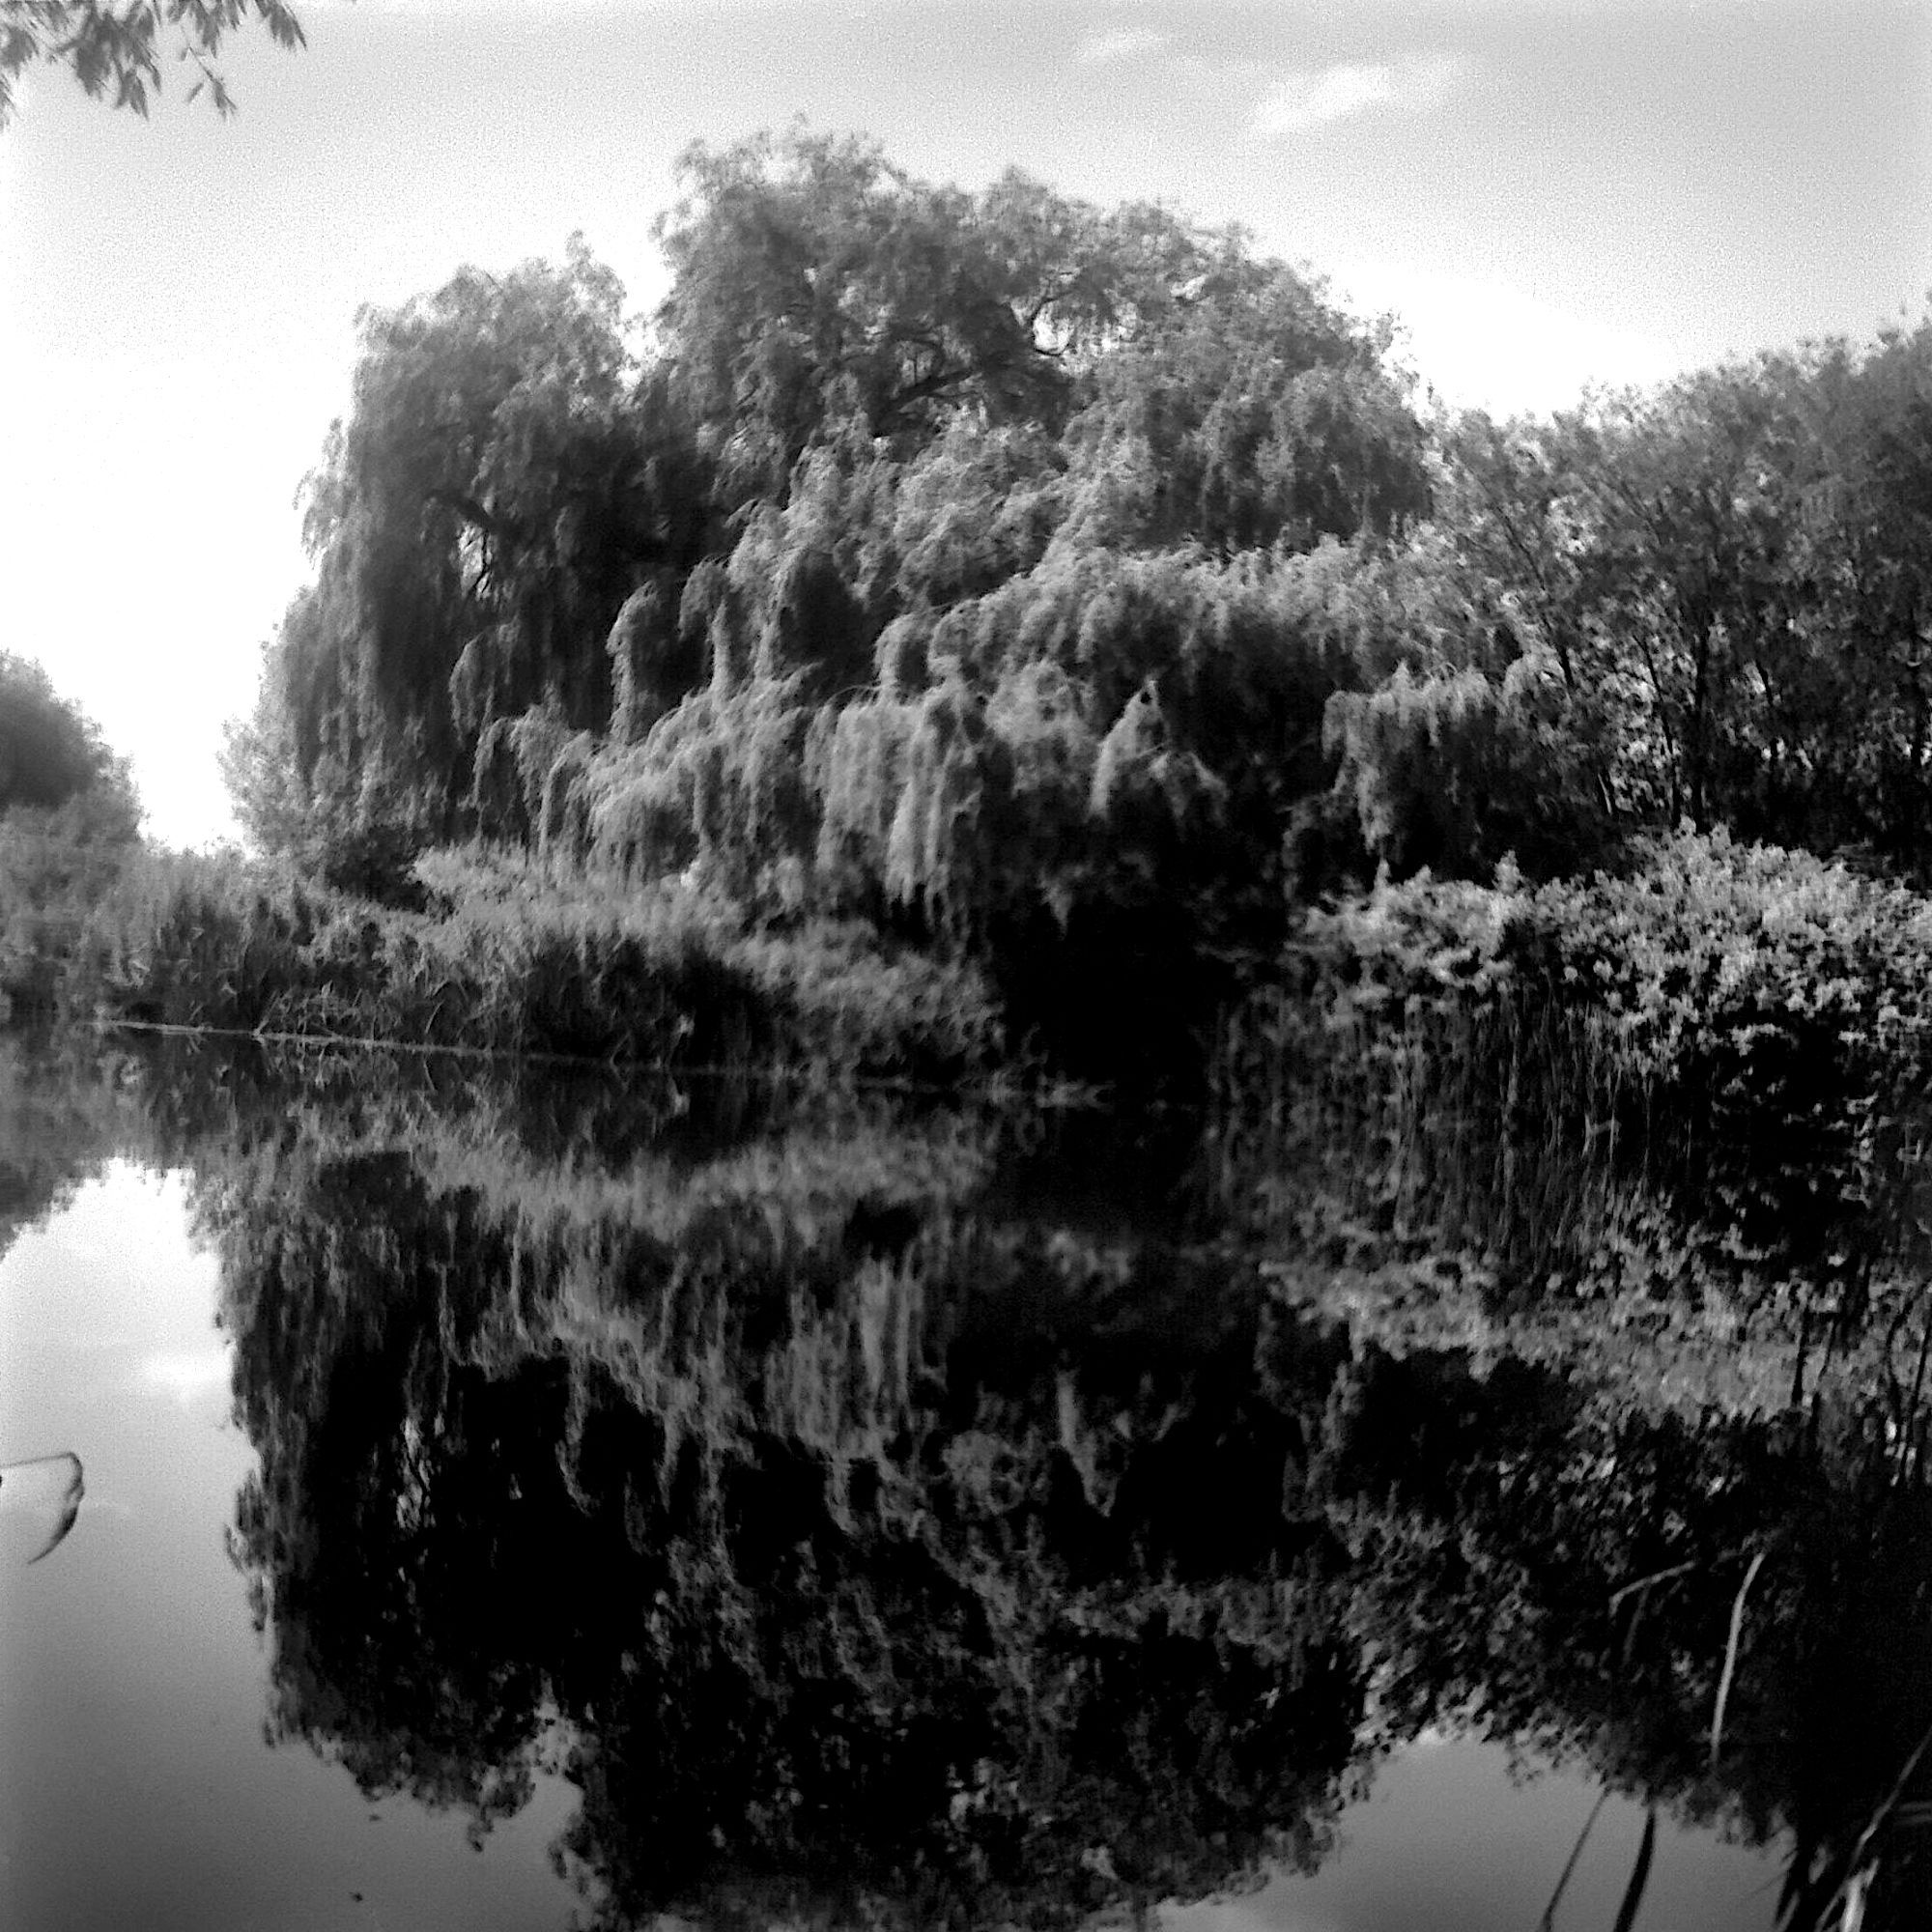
xmin=0 ymin=794 xmax=143 ymax=1010
xmin=73 ymin=838 xmax=1005 ymax=1084
xmin=1322 ymin=655 xmax=1610 ymax=883
xmin=1220 ymin=832 xmax=1932 ymax=1308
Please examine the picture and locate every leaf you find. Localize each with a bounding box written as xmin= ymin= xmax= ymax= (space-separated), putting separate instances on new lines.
xmin=0 ymin=1452 xmax=86 ymax=1566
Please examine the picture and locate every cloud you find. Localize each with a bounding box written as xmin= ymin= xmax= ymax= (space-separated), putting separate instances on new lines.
xmin=1251 ymin=53 xmax=1472 ymax=138
xmin=1074 ymin=26 xmax=1173 ymax=66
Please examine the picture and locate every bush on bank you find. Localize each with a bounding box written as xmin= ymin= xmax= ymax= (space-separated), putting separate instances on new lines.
xmin=1278 ymin=828 xmax=1932 ymax=1091
xmin=1215 ymin=830 xmax=1932 ymax=1306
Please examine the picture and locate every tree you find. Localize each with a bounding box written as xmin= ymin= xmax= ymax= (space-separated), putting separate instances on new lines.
xmin=0 ymin=650 xmax=137 ymax=827
xmin=1434 ymin=323 xmax=1932 ymax=865
xmin=652 ymin=127 xmax=1223 ymax=501
xmin=219 ymin=628 xmax=334 ymax=856
xmin=1790 ymin=319 xmax=1932 ymax=859
xmin=1062 ymin=249 xmax=1431 ymax=554
xmin=1437 ymin=379 xmax=1813 ymax=842
xmin=0 ymin=1 xmax=307 ymax=125
xmin=280 ymin=241 xmax=692 ymax=827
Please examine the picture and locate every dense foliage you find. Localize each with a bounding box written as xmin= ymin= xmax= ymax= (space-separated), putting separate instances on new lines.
xmin=0 ymin=654 xmax=142 ymax=1010
xmin=1213 ymin=830 xmax=1932 ymax=1348
xmin=223 ymin=130 xmax=1445 ymax=1075
xmin=218 ymin=128 xmax=1932 ymax=1082
xmin=58 ymin=841 xmax=999 ymax=1084
xmin=0 ymin=652 xmax=135 ymax=820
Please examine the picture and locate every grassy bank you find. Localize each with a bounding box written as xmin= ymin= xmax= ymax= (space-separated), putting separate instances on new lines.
xmin=9 ymin=835 xmax=1003 ymax=1085
xmin=26 ymin=812 xmax=1932 ymax=1138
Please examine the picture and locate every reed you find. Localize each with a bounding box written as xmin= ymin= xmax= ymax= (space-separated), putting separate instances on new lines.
xmin=1210 ymin=838 xmax=1932 ymax=1341
xmin=59 ymin=839 xmax=1003 ymax=1083
xmin=1208 ymin=975 xmax=1641 ymax=1290
xmin=1609 ymin=1807 xmax=1658 ymax=1932
xmin=1777 ymin=1719 xmax=1932 ymax=1931
xmin=1709 ymin=1548 xmax=1767 ymax=1769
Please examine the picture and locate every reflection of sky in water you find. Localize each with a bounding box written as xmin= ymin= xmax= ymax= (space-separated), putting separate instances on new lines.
xmin=1169 ymin=1738 xmax=1776 ymax=1931
xmin=137 ymin=1350 xmax=234 ymax=1412
xmin=0 ymin=1163 xmax=582 ymax=1932
xmin=0 ymin=1163 xmax=1789 ymax=1932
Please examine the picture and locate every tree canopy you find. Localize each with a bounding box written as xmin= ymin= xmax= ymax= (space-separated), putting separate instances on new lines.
xmin=228 ymin=126 xmax=1932 ymax=1075
xmin=0 ymin=651 xmax=137 ymax=829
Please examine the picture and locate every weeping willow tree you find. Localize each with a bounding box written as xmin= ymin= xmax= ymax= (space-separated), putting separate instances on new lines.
xmin=228 ymin=127 xmax=1463 ymax=1071
xmin=1323 ymin=656 xmax=1613 ymax=882
xmin=232 ymin=128 xmax=1932 ymax=1042
xmin=230 ymin=241 xmax=711 ymax=861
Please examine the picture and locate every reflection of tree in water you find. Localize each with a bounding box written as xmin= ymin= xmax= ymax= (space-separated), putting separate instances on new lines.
xmin=201 ymin=1092 xmax=1360 ymax=1926
xmin=176 ymin=1063 xmax=1932 ymax=1928
xmin=0 ymin=1034 xmax=126 ymax=1260
xmin=1216 ymin=974 xmax=1932 ymax=1925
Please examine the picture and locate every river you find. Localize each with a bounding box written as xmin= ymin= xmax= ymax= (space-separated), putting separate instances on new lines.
xmin=1 ymin=1035 xmax=1922 ymax=1929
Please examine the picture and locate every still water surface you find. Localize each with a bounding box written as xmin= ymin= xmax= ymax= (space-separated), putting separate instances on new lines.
xmin=0 ymin=1042 xmax=1908 ymax=1928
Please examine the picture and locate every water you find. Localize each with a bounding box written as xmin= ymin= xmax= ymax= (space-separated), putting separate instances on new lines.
xmin=0 ymin=1039 xmax=1921 ymax=1929
xmin=0 ymin=1166 xmax=581 ymax=1931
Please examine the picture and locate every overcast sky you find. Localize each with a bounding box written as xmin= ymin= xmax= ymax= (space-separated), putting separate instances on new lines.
xmin=2 ymin=0 xmax=1927 ymax=846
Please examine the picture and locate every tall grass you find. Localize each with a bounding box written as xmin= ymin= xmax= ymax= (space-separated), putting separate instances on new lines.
xmin=58 ymin=838 xmax=1005 ymax=1083
xmin=1209 ymin=834 xmax=1932 ymax=1324
xmin=0 ymin=801 xmax=146 ymax=1013
xmin=1209 ymin=980 xmax=1639 ymax=1282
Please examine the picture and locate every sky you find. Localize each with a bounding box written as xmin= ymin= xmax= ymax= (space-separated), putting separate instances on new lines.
xmin=1 ymin=0 xmax=1927 ymax=848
